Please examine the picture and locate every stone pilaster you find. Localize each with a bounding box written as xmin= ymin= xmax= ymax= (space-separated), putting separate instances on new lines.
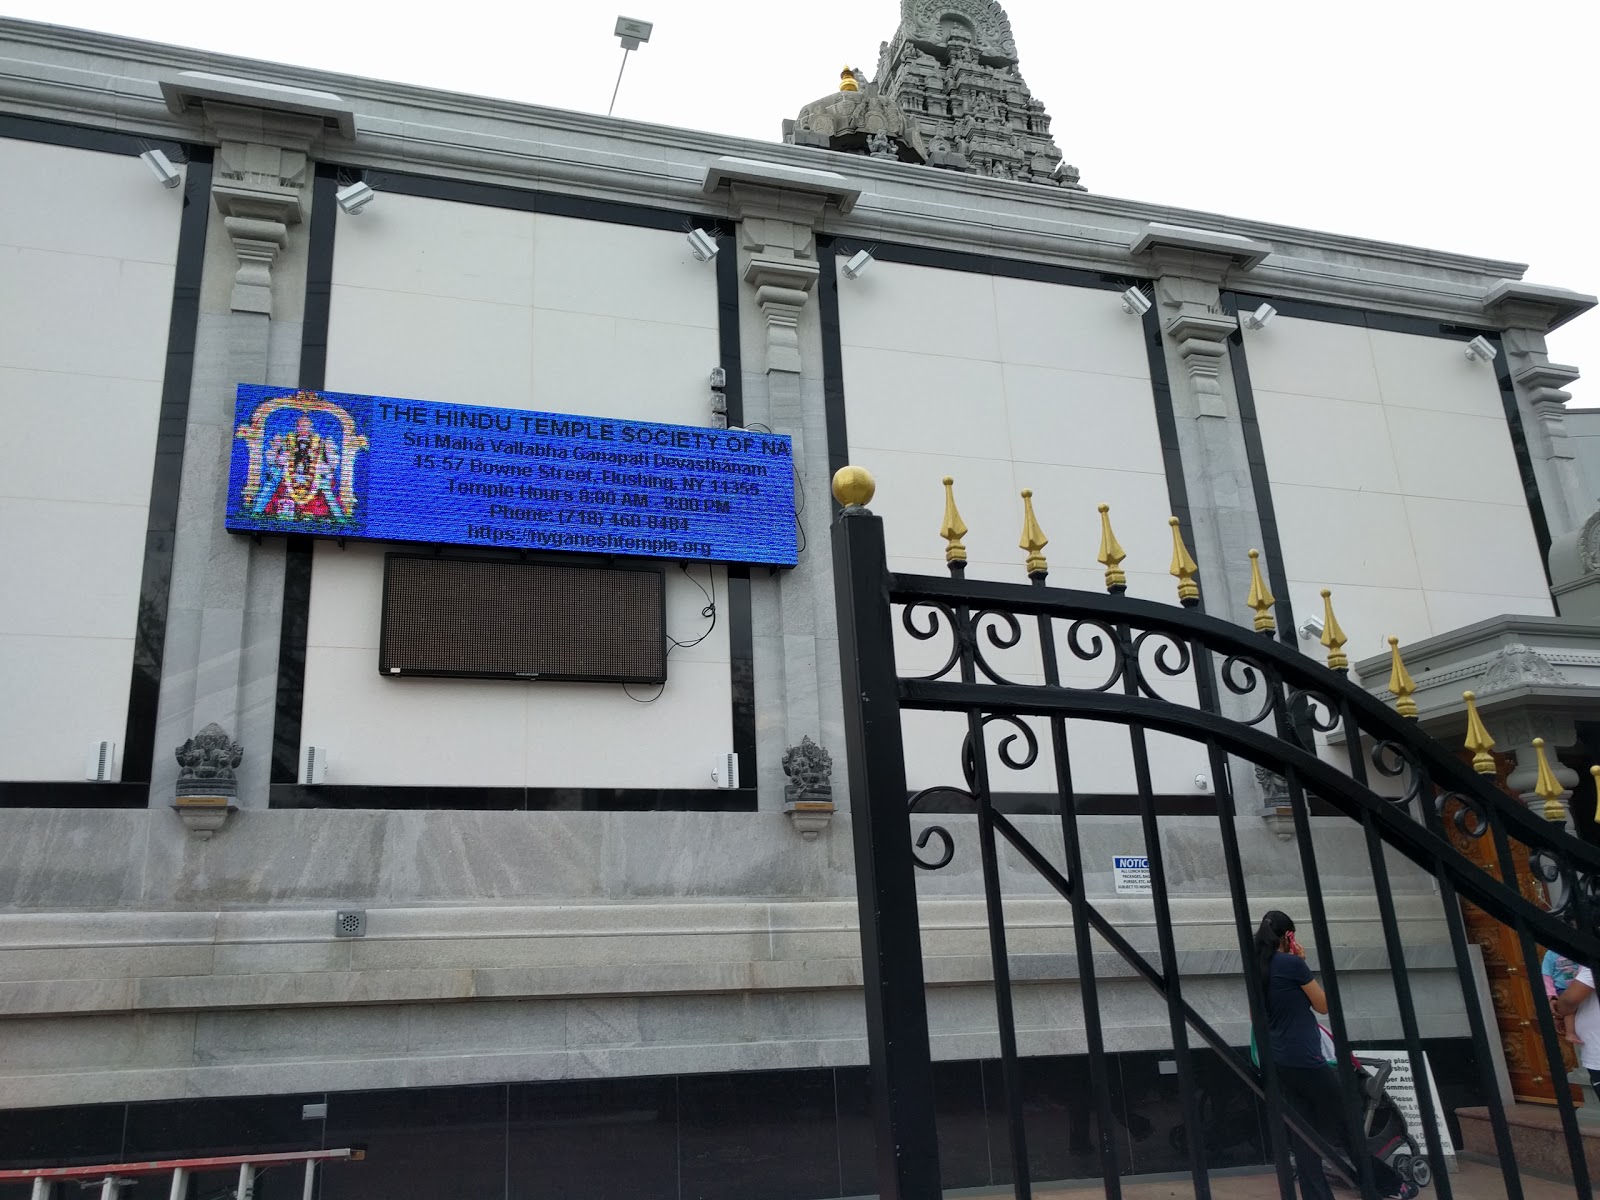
xmin=1483 ymin=280 xmax=1597 ymax=540
xmin=1131 ymin=224 xmax=1272 ymax=625
xmin=704 ymin=158 xmax=859 ymax=812
xmin=150 ymin=78 xmax=353 ymax=814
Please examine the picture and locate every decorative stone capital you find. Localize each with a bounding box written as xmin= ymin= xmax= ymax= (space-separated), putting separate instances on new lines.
xmin=1482 ymin=279 xmax=1596 ymax=334
xmin=1514 ymin=360 xmax=1582 ymax=458
xmin=1131 ymin=222 xmax=1271 ymax=281
xmin=1163 ymin=310 xmax=1238 ymax=417
xmin=702 ymin=156 xmax=861 ymax=216
xmin=745 ymin=259 xmax=820 ymax=376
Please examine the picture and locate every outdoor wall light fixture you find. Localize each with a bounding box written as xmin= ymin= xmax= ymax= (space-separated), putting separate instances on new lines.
xmin=336 ymin=181 xmax=375 ymax=215
xmin=1464 ymin=335 xmax=1498 ymax=363
xmin=1120 ymin=286 xmax=1152 ymax=316
xmin=1245 ymin=302 xmax=1277 ymax=330
xmin=686 ymin=227 xmax=719 ymax=262
xmin=842 ymin=249 xmax=874 ymax=279
xmin=140 ymin=148 xmax=182 ymax=189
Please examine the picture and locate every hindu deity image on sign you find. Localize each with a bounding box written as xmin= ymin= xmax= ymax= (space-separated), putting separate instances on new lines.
xmin=230 ymin=388 xmax=369 ymax=532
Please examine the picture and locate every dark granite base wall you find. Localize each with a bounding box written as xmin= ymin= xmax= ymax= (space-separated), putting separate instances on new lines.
xmin=0 ymin=1042 xmax=1485 ymax=1199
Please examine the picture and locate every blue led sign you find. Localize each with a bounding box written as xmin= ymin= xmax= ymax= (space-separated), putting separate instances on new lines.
xmin=224 ymin=386 xmax=797 ymax=566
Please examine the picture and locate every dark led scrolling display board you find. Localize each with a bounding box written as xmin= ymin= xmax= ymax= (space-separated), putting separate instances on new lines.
xmin=379 ymin=556 xmax=667 ymax=683
xmin=224 ymin=385 xmax=797 ymax=566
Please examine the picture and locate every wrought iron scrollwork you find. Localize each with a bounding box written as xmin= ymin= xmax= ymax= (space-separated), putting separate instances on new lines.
xmin=1061 ymin=617 xmax=1124 ymax=692
xmin=1131 ymin=628 xmax=1193 ymax=702
xmin=901 ymin=600 xmax=962 ymax=682
xmin=906 ymin=785 xmax=968 ymax=871
xmin=970 ymin=609 xmax=1027 ymax=686
xmin=1370 ymin=739 xmax=1425 ymax=809
xmin=1220 ymin=653 xmax=1277 ymax=728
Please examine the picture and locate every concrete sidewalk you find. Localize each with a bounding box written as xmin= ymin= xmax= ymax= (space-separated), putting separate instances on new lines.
xmin=1028 ymin=1159 xmax=1576 ymax=1199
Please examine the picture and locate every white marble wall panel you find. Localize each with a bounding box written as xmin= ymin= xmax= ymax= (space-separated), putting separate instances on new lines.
xmin=1244 ymin=316 xmax=1553 ymax=655
xmin=838 ymin=259 xmax=1205 ymax=797
xmin=0 ymin=138 xmax=184 ymax=780
xmin=311 ymin=196 xmax=727 ymax=788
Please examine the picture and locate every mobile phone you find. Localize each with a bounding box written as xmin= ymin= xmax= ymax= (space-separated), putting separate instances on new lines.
xmin=1286 ymin=931 xmax=1301 ymax=954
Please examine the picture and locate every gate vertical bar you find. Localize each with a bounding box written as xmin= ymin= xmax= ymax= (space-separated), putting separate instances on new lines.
xmin=1122 ymin=674 xmax=1209 ymax=1195
xmin=1031 ymin=599 xmax=1122 ymax=1196
xmin=1336 ymin=700 xmax=1455 ymax=1200
xmin=832 ymin=477 xmax=942 ymax=1200
xmin=1191 ymin=644 xmax=1296 ymax=1199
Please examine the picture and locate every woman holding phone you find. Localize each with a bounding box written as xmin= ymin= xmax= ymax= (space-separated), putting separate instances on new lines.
xmin=1252 ymin=910 xmax=1417 ymax=1200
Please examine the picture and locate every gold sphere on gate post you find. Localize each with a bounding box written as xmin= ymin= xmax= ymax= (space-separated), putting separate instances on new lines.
xmin=832 ymin=465 xmax=875 ymax=508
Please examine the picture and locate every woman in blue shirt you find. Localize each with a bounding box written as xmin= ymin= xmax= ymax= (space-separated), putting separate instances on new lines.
xmin=1253 ymin=910 xmax=1416 ymax=1200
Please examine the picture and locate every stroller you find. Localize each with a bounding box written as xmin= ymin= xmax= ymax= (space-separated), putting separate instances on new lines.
xmin=1326 ymin=1054 xmax=1432 ymax=1191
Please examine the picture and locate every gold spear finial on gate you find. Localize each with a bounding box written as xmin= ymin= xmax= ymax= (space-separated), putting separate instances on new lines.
xmin=1246 ymin=550 xmax=1276 ymax=635
xmin=1532 ymin=739 xmax=1568 ymax=823
xmin=1097 ymin=505 xmax=1126 ymax=593
xmin=1462 ymin=691 xmax=1496 ymax=775
xmin=1169 ymin=518 xmax=1199 ymax=606
xmin=1319 ymin=589 xmax=1348 ymax=672
xmin=939 ymin=476 xmax=968 ymax=569
xmin=1019 ymin=489 xmax=1049 ymax=577
xmin=1387 ymin=637 xmax=1417 ymax=718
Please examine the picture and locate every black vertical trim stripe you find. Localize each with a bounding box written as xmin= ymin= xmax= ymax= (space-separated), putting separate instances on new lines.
xmin=1140 ymin=305 xmax=1197 ymax=586
xmin=816 ymin=237 xmax=851 ymax=487
xmin=269 ymin=164 xmax=338 ymax=785
xmin=121 ymin=148 xmax=215 ymax=782
xmin=1218 ymin=294 xmax=1297 ymax=647
xmin=1492 ymin=334 xmax=1553 ymax=580
xmin=713 ymin=234 xmax=757 ymax=789
xmin=714 ymin=230 xmax=744 ymax=429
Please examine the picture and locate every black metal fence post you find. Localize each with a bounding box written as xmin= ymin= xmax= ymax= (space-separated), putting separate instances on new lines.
xmin=832 ymin=497 xmax=943 ymax=1200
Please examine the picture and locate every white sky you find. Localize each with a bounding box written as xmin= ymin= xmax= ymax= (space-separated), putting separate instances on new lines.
xmin=7 ymin=0 xmax=1597 ymax=405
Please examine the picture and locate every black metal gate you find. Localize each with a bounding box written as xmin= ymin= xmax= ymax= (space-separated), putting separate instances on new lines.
xmin=830 ymin=466 xmax=1600 ymax=1200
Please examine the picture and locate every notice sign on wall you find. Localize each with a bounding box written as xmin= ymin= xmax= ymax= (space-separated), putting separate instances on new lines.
xmin=1112 ymin=855 xmax=1152 ymax=894
xmin=224 ymin=386 xmax=797 ymax=566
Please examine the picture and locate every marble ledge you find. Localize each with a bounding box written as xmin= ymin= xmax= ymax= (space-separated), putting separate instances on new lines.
xmin=0 ymin=941 xmax=1463 ymax=1019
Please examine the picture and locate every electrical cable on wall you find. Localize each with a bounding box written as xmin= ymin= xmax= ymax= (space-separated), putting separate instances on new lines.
xmin=623 ymin=563 xmax=717 ymax=703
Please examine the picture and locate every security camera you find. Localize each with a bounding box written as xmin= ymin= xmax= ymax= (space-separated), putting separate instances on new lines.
xmin=1297 ymin=614 xmax=1325 ymax=642
xmin=843 ymin=249 xmax=874 ymax=280
xmin=1245 ymin=303 xmax=1277 ymax=330
xmin=336 ymin=181 xmax=375 ymax=215
xmin=1464 ymin=335 xmax=1497 ymax=363
xmin=140 ymin=148 xmax=182 ymax=189
xmin=708 ymin=366 xmax=727 ymax=390
xmin=1121 ymin=286 xmax=1152 ymax=316
xmin=686 ymin=227 xmax=719 ymax=262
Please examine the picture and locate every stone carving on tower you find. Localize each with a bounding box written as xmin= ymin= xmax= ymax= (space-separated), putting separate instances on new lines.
xmin=783 ymin=0 xmax=1082 ymax=188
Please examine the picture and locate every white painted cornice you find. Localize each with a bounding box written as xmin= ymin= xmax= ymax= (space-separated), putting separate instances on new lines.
xmin=4 ymin=18 xmax=1590 ymax=329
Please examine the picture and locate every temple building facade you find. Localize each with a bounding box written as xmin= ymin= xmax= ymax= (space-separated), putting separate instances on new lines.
xmin=2 ymin=1 xmax=1599 ymax=1196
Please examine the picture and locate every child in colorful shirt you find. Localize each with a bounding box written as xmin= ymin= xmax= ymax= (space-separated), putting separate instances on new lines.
xmin=1545 ymin=950 xmax=1583 ymax=1044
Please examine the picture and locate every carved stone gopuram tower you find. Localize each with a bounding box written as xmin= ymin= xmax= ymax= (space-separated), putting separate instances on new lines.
xmin=784 ymin=0 xmax=1082 ymax=188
